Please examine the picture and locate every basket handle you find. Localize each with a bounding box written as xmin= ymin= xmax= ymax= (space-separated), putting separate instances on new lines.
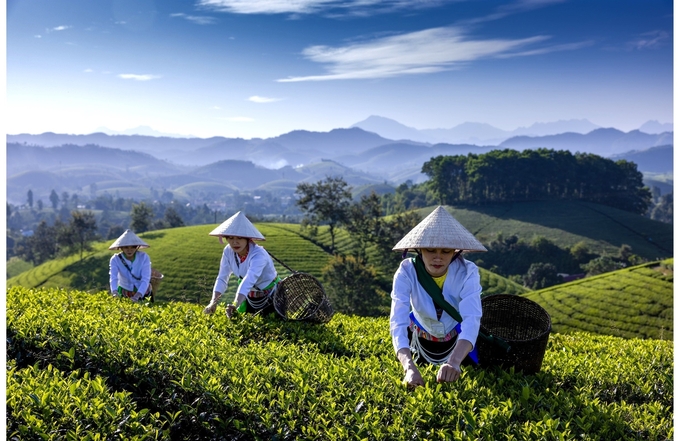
xmin=266 ymin=250 xmax=297 ymax=274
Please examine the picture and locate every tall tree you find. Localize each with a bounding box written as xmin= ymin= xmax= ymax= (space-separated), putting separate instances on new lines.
xmin=164 ymin=206 xmax=185 ymax=228
xmin=69 ymin=211 xmax=98 ymax=260
xmin=130 ymin=202 xmax=155 ymax=233
xmin=61 ymin=191 xmax=70 ymax=209
xmin=345 ymin=192 xmax=384 ymax=264
xmin=49 ymin=190 xmax=59 ymax=210
xmin=321 ymin=255 xmax=385 ymax=316
xmin=27 ymin=189 xmax=33 ymax=209
xmin=295 ymin=176 xmax=352 ymax=254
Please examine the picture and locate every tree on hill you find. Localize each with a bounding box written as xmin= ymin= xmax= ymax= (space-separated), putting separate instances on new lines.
xmin=164 ymin=206 xmax=185 ymax=228
xmin=15 ymin=220 xmax=59 ymax=265
xmin=49 ymin=190 xmax=59 ymax=210
xmin=68 ymin=211 xmax=99 ymax=260
xmin=131 ymin=202 xmax=154 ymax=233
xmin=296 ymin=176 xmax=352 ymax=254
xmin=523 ymin=262 xmax=561 ymax=289
xmin=421 ymin=148 xmax=652 ymax=214
xmin=322 ymin=255 xmax=385 ymax=316
xmin=27 ymin=190 xmax=33 ymax=209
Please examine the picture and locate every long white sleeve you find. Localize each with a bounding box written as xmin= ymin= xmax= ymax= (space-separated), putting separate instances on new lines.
xmin=389 ymin=257 xmax=482 ymax=353
xmin=109 ymin=251 xmax=152 ymax=294
xmin=212 ymin=242 xmax=278 ymax=300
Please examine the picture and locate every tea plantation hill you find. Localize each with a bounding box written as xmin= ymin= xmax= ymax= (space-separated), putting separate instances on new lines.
xmin=8 ymin=201 xmax=673 ymax=339
xmin=526 ymin=258 xmax=673 ymax=341
xmin=7 ymin=222 xmax=529 ymax=307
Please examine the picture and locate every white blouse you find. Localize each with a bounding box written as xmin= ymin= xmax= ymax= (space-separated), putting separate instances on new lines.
xmin=212 ymin=241 xmax=278 ymax=302
xmin=109 ymin=251 xmax=152 ymax=294
xmin=389 ymin=256 xmax=482 ymax=353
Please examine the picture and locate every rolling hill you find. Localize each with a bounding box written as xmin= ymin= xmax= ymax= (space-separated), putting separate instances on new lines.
xmin=8 ymin=199 xmax=674 ymax=339
xmin=7 ymin=221 xmax=528 ymax=305
xmin=526 ymin=258 xmax=673 ymax=340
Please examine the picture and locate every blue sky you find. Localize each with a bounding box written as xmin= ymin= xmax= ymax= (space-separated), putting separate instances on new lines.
xmin=5 ymin=0 xmax=674 ymax=139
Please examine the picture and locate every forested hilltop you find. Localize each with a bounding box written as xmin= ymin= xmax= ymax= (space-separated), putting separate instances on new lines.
xmin=421 ymin=148 xmax=651 ymax=214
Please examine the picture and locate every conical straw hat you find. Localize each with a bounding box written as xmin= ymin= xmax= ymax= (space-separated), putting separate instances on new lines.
xmin=209 ymin=211 xmax=265 ymax=240
xmin=109 ymin=229 xmax=150 ymax=250
xmin=393 ymin=206 xmax=487 ymax=252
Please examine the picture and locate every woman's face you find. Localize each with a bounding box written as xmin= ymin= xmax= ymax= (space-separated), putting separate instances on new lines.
xmin=226 ymin=236 xmax=249 ymax=256
xmin=420 ymin=248 xmax=455 ymax=277
xmin=120 ymin=245 xmax=139 ymax=259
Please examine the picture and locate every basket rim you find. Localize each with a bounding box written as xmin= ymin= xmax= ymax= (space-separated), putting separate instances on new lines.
xmin=480 ymin=293 xmax=552 ymax=342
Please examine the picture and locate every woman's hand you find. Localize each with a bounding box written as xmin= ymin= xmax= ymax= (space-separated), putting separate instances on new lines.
xmin=225 ymin=304 xmax=237 ymax=319
xmin=436 ymin=363 xmax=462 ymax=383
xmin=403 ymin=365 xmax=425 ymax=388
xmin=203 ymin=293 xmax=222 ymax=314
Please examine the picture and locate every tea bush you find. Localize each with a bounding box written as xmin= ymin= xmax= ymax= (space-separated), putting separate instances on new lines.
xmin=7 ymin=287 xmax=673 ymax=440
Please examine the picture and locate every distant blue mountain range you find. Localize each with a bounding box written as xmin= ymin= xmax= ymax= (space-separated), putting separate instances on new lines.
xmin=7 ymin=122 xmax=673 ymax=205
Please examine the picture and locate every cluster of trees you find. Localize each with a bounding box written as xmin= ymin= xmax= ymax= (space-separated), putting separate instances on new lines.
xmin=8 ymin=200 xmax=190 ymax=265
xmin=473 ymin=233 xmax=646 ymax=290
xmin=12 ymin=212 xmax=98 ymax=265
xmin=422 ymin=148 xmax=652 ymax=215
xmin=295 ymin=177 xmax=421 ymax=316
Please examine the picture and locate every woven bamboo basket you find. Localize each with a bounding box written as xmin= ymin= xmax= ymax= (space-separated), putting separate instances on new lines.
xmin=476 ymin=294 xmax=551 ymax=374
xmin=149 ymin=268 xmax=164 ymax=302
xmin=273 ymin=273 xmax=334 ymax=323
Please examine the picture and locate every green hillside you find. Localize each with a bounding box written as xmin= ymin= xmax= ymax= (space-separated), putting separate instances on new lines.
xmin=7 ymin=221 xmax=528 ymax=304
xmin=525 ymin=259 xmax=673 ymax=340
xmin=7 ymin=287 xmax=673 ymax=440
xmin=417 ymin=201 xmax=672 ymax=261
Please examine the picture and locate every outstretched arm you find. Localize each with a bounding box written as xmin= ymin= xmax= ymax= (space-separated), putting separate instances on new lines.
xmin=397 ymin=348 xmax=425 ymax=387
xmin=436 ymin=339 xmax=472 ymax=383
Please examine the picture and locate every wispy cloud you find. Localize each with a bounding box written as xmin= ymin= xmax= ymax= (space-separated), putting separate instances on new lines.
xmin=84 ymin=68 xmax=94 ymax=73
xmin=170 ymin=12 xmax=217 ymax=25
xmin=248 ymin=96 xmax=282 ymax=103
xmin=197 ymin=0 xmax=446 ymax=15
xmin=46 ymin=25 xmax=71 ymax=33
xmin=627 ymin=30 xmax=670 ymax=50
xmin=118 ymin=74 xmax=162 ymax=81
xmin=461 ymin=0 xmax=566 ymax=25
xmin=278 ymin=27 xmax=560 ymax=82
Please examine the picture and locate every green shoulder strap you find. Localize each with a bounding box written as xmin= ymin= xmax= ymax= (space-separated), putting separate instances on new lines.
xmin=412 ymin=255 xmax=510 ymax=352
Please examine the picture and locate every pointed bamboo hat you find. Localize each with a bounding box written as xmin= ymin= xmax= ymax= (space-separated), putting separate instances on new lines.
xmin=393 ymin=206 xmax=487 ymax=252
xmin=109 ymin=229 xmax=150 ymax=250
xmin=209 ymin=211 xmax=265 ymax=240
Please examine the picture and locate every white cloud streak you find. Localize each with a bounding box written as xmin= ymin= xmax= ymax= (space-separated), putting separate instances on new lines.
xmin=248 ymin=96 xmax=282 ymax=103
xmin=197 ymin=0 xmax=444 ymax=15
xmin=170 ymin=12 xmax=217 ymax=25
xmin=118 ymin=74 xmax=162 ymax=81
xmin=46 ymin=25 xmax=71 ymax=33
xmin=277 ymin=27 xmax=556 ymax=82
xmin=627 ymin=30 xmax=670 ymax=50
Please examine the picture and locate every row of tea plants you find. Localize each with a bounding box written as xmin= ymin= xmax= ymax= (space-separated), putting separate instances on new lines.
xmin=527 ymin=259 xmax=673 ymax=340
xmin=7 ymin=286 xmax=673 ymax=440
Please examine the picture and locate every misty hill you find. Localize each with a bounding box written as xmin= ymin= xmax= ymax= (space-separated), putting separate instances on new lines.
xmin=6 ymin=126 xmax=673 ymax=205
xmin=7 ymin=143 xmax=184 ymax=176
xmin=352 ymin=115 xmax=602 ymax=145
xmin=7 ymin=128 xmax=401 ymax=167
xmin=499 ymin=128 xmax=672 ymax=157
xmin=609 ymin=145 xmax=673 ymax=174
